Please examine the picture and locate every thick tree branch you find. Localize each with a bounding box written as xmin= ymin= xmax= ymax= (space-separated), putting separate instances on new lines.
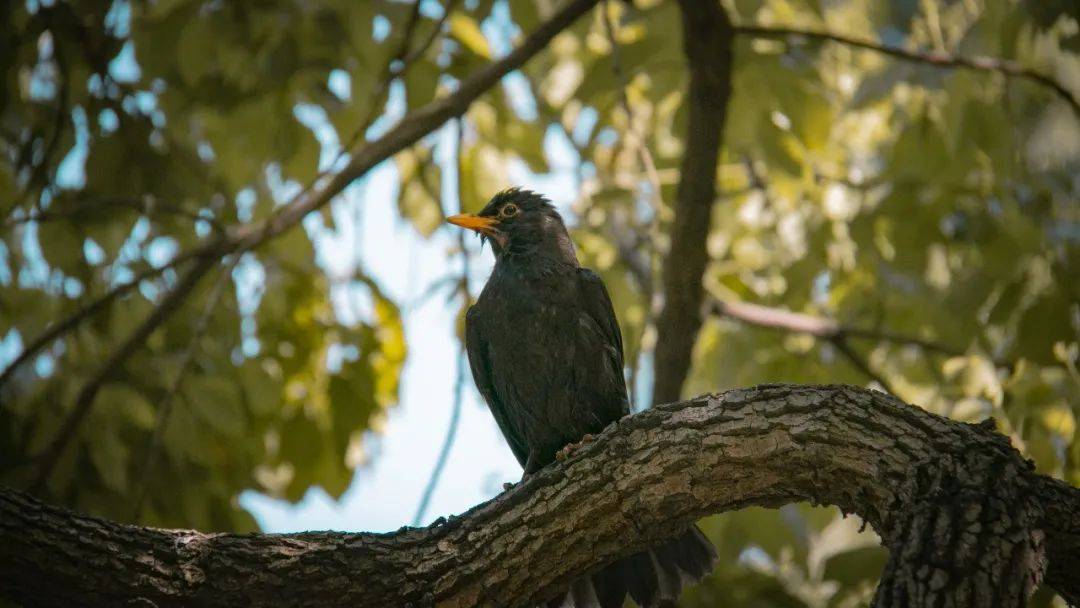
xmin=1 ymin=385 xmax=1077 ymax=607
xmin=735 ymin=24 xmax=1080 ymax=116
xmin=652 ymin=0 xmax=733 ymax=404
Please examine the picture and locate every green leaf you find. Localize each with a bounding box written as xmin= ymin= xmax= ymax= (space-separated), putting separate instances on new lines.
xmin=186 ymin=375 xmax=245 ymax=437
xmin=87 ymin=426 xmax=130 ymax=493
xmin=36 ymin=221 xmax=85 ymax=275
xmin=176 ymin=19 xmax=219 ymax=85
xmin=99 ymin=384 xmax=157 ymax=430
xmin=396 ymin=148 xmax=443 ymax=237
xmin=449 ymin=14 xmax=491 ymax=59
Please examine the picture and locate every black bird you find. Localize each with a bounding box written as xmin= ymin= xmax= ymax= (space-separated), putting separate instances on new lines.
xmin=448 ymin=188 xmax=716 ymax=608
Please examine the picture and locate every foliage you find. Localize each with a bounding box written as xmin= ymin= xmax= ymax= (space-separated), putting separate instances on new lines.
xmin=0 ymin=0 xmax=1077 ymax=603
xmin=0 ymin=0 xmax=411 ymax=531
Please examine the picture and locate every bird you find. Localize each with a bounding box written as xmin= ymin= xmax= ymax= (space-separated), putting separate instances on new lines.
xmin=448 ymin=188 xmax=717 ymax=608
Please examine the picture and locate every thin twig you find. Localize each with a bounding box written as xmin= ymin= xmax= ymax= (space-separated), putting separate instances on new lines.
xmin=735 ymin=24 xmax=1080 ymax=116
xmin=130 ymin=254 xmax=240 ymax=521
xmin=412 ymin=118 xmax=470 ymax=527
xmin=601 ymin=0 xmax=664 ymax=408
xmin=829 ymin=335 xmax=895 ymax=394
xmin=395 ymin=0 xmax=462 ymax=74
xmin=9 ymin=43 xmax=69 ymax=220
xmin=29 ymin=250 xmax=222 ymax=492
xmin=411 ymin=271 xmax=469 ymax=527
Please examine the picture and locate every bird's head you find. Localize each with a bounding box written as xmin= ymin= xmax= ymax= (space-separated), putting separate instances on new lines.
xmin=447 ymin=188 xmax=578 ymax=264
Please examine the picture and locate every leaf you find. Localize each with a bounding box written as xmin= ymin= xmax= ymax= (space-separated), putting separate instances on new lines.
xmin=449 ymin=14 xmax=491 ymax=59
xmin=396 ymin=148 xmax=442 ymax=237
xmin=282 ymin=126 xmax=321 ymax=186
xmin=99 ymin=384 xmax=157 ymax=430
xmin=404 ymin=59 xmax=441 ymax=110
xmin=186 ymin=375 xmax=246 ymax=437
xmin=849 ymin=64 xmax=913 ymax=109
xmin=36 ymin=221 xmax=85 ymax=275
xmin=87 ymin=426 xmax=130 ymax=493
xmin=176 ymin=19 xmax=219 ymax=85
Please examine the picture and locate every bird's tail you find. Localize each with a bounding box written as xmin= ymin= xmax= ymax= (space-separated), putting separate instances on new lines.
xmin=546 ymin=525 xmax=717 ymax=608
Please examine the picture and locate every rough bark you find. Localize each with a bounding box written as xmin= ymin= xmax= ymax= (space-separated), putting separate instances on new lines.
xmin=652 ymin=0 xmax=733 ymax=405
xmin=1 ymin=384 xmax=1077 ymax=607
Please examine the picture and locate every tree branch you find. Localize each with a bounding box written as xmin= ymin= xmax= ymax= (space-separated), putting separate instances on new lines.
xmin=829 ymin=335 xmax=895 ymax=394
xmin=652 ymin=0 xmax=734 ymax=404
xmin=1 ymin=385 xmax=1077 ymax=606
xmin=709 ymin=299 xmax=1013 ymax=367
xmin=734 ymin=24 xmax=1080 ymax=116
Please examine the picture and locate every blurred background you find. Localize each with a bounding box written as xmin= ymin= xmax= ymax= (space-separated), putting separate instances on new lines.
xmin=1 ymin=0 xmax=1077 ymax=605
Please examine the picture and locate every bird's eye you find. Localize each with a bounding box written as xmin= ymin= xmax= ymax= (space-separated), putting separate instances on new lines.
xmin=500 ymin=204 xmax=519 ymax=218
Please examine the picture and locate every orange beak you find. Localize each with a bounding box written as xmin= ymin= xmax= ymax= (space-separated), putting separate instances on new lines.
xmin=447 ymin=214 xmax=499 ymax=236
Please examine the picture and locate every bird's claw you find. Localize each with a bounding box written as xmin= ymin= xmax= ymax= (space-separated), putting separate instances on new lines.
xmin=503 ymin=471 xmax=533 ymax=492
xmin=555 ymin=434 xmax=596 ymax=462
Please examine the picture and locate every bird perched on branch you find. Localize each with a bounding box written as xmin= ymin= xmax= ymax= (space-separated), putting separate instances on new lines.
xmin=448 ymin=188 xmax=716 ymax=608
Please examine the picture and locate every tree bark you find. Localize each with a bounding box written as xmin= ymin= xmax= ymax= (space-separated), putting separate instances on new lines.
xmin=652 ymin=0 xmax=734 ymax=405
xmin=2 ymin=385 xmax=1077 ymax=607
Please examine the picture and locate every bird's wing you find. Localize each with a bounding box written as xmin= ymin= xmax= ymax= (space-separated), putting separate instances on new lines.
xmin=465 ymin=306 xmax=530 ymax=467
xmin=577 ymin=269 xmax=630 ymax=421
xmin=577 ymin=269 xmax=625 ymax=371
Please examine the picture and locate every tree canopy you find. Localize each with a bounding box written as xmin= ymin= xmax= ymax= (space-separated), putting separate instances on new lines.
xmin=1 ymin=0 xmax=1077 ymax=605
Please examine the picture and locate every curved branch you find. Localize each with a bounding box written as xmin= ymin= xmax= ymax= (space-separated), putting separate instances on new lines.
xmin=2 ymin=385 xmax=1077 ymax=607
xmin=735 ymin=24 xmax=1080 ymax=116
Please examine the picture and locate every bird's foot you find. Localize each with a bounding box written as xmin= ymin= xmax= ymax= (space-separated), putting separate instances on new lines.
xmin=555 ymin=434 xmax=596 ymax=462
xmin=503 ymin=471 xmax=533 ymax=492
